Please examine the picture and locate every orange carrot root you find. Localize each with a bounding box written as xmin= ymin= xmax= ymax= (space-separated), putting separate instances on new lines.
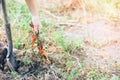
xmin=31 ymin=36 xmax=37 ymax=49
xmin=45 ymin=58 xmax=49 ymax=63
xmin=37 ymin=44 xmax=49 ymax=62
xmin=30 ymin=24 xmax=49 ymax=62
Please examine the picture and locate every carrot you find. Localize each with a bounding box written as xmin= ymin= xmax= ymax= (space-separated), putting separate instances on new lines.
xmin=37 ymin=44 xmax=49 ymax=62
xmin=30 ymin=23 xmax=49 ymax=63
xmin=31 ymin=36 xmax=37 ymax=49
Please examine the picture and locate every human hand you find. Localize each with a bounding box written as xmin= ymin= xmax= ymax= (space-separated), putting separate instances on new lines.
xmin=31 ymin=16 xmax=42 ymax=34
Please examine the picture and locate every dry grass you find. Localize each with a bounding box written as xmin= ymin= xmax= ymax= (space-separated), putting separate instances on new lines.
xmin=38 ymin=0 xmax=120 ymax=24
xmin=0 ymin=0 xmax=120 ymax=80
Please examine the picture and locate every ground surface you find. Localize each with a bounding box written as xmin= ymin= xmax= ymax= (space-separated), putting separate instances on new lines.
xmin=64 ymin=18 xmax=120 ymax=74
xmin=0 ymin=17 xmax=120 ymax=80
xmin=0 ymin=0 xmax=120 ymax=79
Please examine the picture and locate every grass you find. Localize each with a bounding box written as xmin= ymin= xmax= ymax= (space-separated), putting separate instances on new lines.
xmin=4 ymin=0 xmax=31 ymax=49
xmin=0 ymin=0 xmax=120 ymax=80
xmin=53 ymin=29 xmax=84 ymax=53
xmin=4 ymin=0 xmax=120 ymax=49
xmin=53 ymin=30 xmax=69 ymax=52
xmin=46 ymin=0 xmax=120 ymax=23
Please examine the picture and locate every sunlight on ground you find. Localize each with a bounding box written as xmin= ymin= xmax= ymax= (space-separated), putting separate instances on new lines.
xmin=0 ymin=0 xmax=120 ymax=79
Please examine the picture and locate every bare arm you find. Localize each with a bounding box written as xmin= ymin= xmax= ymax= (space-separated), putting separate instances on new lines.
xmin=25 ymin=0 xmax=38 ymax=16
xmin=25 ymin=0 xmax=41 ymax=33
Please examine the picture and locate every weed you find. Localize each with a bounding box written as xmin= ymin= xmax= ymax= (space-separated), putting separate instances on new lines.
xmin=79 ymin=57 xmax=85 ymax=63
xmin=14 ymin=37 xmax=24 ymax=49
xmin=9 ymin=71 xmax=18 ymax=76
xmin=62 ymin=67 xmax=80 ymax=80
xmin=71 ymin=67 xmax=79 ymax=77
xmin=99 ymin=77 xmax=109 ymax=80
xmin=66 ymin=39 xmax=84 ymax=53
xmin=9 ymin=71 xmax=21 ymax=80
xmin=53 ymin=29 xmax=84 ymax=53
xmin=53 ymin=30 xmax=68 ymax=52
xmin=23 ymin=56 xmax=32 ymax=65
xmin=66 ymin=61 xmax=72 ymax=69
xmin=87 ymin=70 xmax=98 ymax=80
xmin=110 ymin=75 xmax=120 ymax=80
xmin=90 ymin=41 xmax=101 ymax=48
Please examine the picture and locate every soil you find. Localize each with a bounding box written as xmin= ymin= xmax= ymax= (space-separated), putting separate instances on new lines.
xmin=64 ymin=18 xmax=120 ymax=75
xmin=0 ymin=17 xmax=120 ymax=80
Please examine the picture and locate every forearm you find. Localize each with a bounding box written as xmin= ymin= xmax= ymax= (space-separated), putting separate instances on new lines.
xmin=25 ymin=0 xmax=41 ymax=33
xmin=25 ymin=0 xmax=38 ymax=16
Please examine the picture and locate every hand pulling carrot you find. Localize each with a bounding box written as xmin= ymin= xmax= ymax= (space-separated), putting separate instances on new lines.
xmin=30 ymin=24 xmax=49 ymax=63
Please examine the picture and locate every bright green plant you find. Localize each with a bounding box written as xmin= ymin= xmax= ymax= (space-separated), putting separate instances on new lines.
xmin=53 ymin=30 xmax=68 ymax=52
xmin=110 ymin=75 xmax=120 ymax=80
xmin=66 ymin=61 xmax=72 ymax=69
xmin=87 ymin=70 xmax=98 ymax=80
xmin=54 ymin=30 xmax=84 ymax=53
xmin=10 ymin=71 xmax=18 ymax=76
xmin=23 ymin=56 xmax=33 ymax=65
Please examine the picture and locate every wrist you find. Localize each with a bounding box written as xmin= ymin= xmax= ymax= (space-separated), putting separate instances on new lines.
xmin=32 ymin=15 xmax=39 ymax=19
xmin=32 ymin=16 xmax=40 ymax=23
